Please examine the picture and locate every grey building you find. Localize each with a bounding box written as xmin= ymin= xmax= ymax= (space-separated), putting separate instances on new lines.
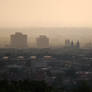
xmin=36 ymin=35 xmax=49 ymax=48
xmin=10 ymin=32 xmax=28 ymax=48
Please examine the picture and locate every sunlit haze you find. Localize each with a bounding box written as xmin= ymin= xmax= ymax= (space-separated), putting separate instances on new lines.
xmin=0 ymin=0 xmax=92 ymax=47
xmin=0 ymin=0 xmax=92 ymax=28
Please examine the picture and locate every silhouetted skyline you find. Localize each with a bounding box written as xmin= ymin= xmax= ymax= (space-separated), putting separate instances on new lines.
xmin=0 ymin=27 xmax=92 ymax=48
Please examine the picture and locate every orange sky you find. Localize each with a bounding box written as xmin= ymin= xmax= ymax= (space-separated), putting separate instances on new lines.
xmin=0 ymin=0 xmax=92 ymax=28
xmin=0 ymin=0 xmax=92 ymax=47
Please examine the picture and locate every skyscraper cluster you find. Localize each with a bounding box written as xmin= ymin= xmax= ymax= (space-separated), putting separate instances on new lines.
xmin=10 ymin=32 xmax=80 ymax=49
xmin=10 ymin=32 xmax=49 ymax=48
xmin=65 ymin=40 xmax=80 ymax=48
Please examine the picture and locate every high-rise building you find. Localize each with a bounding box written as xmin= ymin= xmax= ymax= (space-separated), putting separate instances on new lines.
xmin=36 ymin=35 xmax=49 ymax=48
xmin=10 ymin=32 xmax=28 ymax=48
xmin=65 ymin=40 xmax=80 ymax=49
xmin=76 ymin=40 xmax=80 ymax=48
xmin=65 ymin=40 xmax=71 ymax=47
xmin=71 ymin=40 xmax=74 ymax=47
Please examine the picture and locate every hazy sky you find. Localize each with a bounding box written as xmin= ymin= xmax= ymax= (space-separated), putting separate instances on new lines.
xmin=0 ymin=0 xmax=92 ymax=28
xmin=0 ymin=0 xmax=92 ymax=47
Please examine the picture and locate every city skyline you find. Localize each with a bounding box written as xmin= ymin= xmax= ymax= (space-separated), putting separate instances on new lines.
xmin=0 ymin=0 xmax=92 ymax=47
xmin=0 ymin=31 xmax=83 ymax=48
xmin=0 ymin=0 xmax=92 ymax=91
xmin=0 ymin=27 xmax=92 ymax=47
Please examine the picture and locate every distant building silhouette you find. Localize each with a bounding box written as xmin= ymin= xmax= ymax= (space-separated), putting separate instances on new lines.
xmin=10 ymin=32 xmax=28 ymax=48
xmin=36 ymin=35 xmax=49 ymax=48
xmin=76 ymin=40 xmax=80 ymax=48
xmin=71 ymin=40 xmax=74 ymax=47
xmin=65 ymin=40 xmax=80 ymax=49
xmin=65 ymin=40 xmax=71 ymax=47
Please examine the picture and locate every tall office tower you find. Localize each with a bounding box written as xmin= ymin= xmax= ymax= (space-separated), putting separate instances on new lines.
xmin=71 ymin=40 xmax=74 ymax=48
xmin=65 ymin=40 xmax=70 ymax=47
xmin=10 ymin=32 xmax=28 ymax=48
xmin=36 ymin=35 xmax=49 ymax=48
xmin=76 ymin=40 xmax=80 ymax=48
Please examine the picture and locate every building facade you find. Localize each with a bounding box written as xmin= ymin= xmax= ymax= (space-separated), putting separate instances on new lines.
xmin=36 ymin=35 xmax=49 ymax=48
xmin=10 ymin=32 xmax=28 ymax=48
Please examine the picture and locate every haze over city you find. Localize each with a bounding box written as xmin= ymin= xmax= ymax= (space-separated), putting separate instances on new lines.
xmin=0 ymin=0 xmax=92 ymax=47
xmin=0 ymin=28 xmax=92 ymax=48
xmin=1 ymin=1 xmax=92 ymax=92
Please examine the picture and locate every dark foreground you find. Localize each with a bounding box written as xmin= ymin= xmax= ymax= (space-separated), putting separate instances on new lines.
xmin=0 ymin=80 xmax=92 ymax=92
xmin=0 ymin=48 xmax=92 ymax=92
